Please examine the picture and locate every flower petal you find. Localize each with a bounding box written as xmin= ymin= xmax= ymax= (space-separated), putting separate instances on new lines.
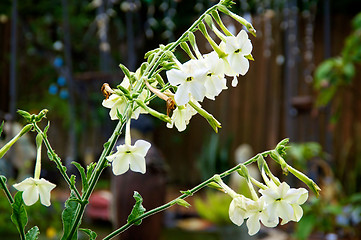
xmin=133 ymin=140 xmax=151 ymax=156
xmin=247 ymin=214 xmax=261 ymax=236
xmin=111 ymin=155 xmax=130 ymax=175
xmin=174 ymin=84 xmax=190 ymax=106
xmin=129 ymin=153 xmax=146 ymax=174
xmin=37 ymin=178 xmax=56 ymax=207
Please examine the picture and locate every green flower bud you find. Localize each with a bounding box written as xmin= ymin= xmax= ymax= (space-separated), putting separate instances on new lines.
xmin=0 ymin=124 xmax=32 ymax=158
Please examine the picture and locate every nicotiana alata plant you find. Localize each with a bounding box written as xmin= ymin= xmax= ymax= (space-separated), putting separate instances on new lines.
xmin=0 ymin=1 xmax=321 ymax=239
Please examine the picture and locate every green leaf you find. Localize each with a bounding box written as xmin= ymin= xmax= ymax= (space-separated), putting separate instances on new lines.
xmin=17 ymin=110 xmax=32 ymax=122
xmin=127 ymin=191 xmax=146 ymax=225
xmin=0 ymin=121 xmax=4 ymax=137
xmin=86 ymin=163 xmax=96 ymax=182
xmin=11 ymin=192 xmax=28 ymax=237
xmin=61 ymin=192 xmax=79 ymax=240
xmin=0 ymin=175 xmax=7 ymax=190
xmin=79 ymin=228 xmax=97 ymax=240
xmin=25 ymin=226 xmax=40 ymax=240
xmin=44 ymin=122 xmax=50 ymax=136
xmin=72 ymin=162 xmax=88 ymax=193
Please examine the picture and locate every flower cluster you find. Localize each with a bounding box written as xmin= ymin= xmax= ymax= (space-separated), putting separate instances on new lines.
xmin=217 ymin=169 xmax=308 ymax=236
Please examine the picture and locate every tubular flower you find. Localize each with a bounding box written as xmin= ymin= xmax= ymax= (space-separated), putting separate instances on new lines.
xmin=13 ymin=177 xmax=56 ymax=207
xmin=166 ymin=59 xmax=209 ymax=106
xmin=106 ymin=140 xmax=151 ymax=175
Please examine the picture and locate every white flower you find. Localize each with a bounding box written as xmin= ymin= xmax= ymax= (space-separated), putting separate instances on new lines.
xmin=223 ymin=30 xmax=252 ymax=77
xmin=102 ymin=72 xmax=150 ymax=120
xmin=259 ymin=182 xmax=308 ymax=224
xmin=102 ymin=94 xmax=128 ymax=120
xmin=13 ymin=177 xmax=56 ymax=207
xmin=106 ymin=140 xmax=151 ymax=175
xmin=202 ymin=52 xmax=228 ymax=99
xmin=244 ymin=197 xmax=278 ymax=235
xmin=229 ymin=195 xmax=250 ymax=226
xmin=166 ymin=102 xmax=198 ymax=132
xmin=166 ymin=59 xmax=209 ymax=105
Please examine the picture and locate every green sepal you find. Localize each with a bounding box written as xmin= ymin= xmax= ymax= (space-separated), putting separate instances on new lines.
xmin=72 ymin=162 xmax=88 ymax=193
xmin=206 ymin=181 xmax=224 ymax=192
xmin=103 ymin=141 xmax=110 ymax=149
xmin=180 ymin=190 xmax=193 ymax=196
xmin=79 ymin=228 xmax=97 ymax=240
xmin=155 ymin=74 xmax=166 ymax=87
xmin=219 ymin=0 xmax=235 ymax=8
xmin=25 ymin=226 xmax=40 ymax=240
xmin=175 ymin=199 xmax=191 ymax=208
xmin=127 ymin=191 xmax=146 ymax=225
xmin=11 ymin=192 xmax=28 ymax=237
xmin=237 ymin=164 xmax=250 ymax=181
xmin=61 ymin=192 xmax=80 ymax=240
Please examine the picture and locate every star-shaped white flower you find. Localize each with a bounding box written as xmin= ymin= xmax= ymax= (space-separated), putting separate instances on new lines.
xmin=228 ymin=195 xmax=250 ymax=226
xmin=166 ymin=59 xmax=209 ymax=105
xmin=259 ymin=182 xmax=308 ymax=224
xmin=223 ymin=30 xmax=252 ymax=78
xmin=13 ymin=177 xmax=56 ymax=207
xmin=106 ymin=140 xmax=151 ymax=175
xmin=244 ymin=197 xmax=278 ymax=235
xmin=202 ymin=52 xmax=228 ymax=100
xmin=102 ymin=94 xmax=128 ymax=120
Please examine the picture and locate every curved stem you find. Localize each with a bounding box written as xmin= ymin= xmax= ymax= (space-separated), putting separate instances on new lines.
xmin=103 ymin=150 xmax=272 ymax=240
xmin=33 ymin=123 xmax=81 ymax=199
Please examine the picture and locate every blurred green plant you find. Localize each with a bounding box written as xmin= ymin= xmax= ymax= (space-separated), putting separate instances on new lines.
xmin=197 ymin=134 xmax=232 ymax=181
xmin=313 ymin=12 xmax=361 ymax=113
xmin=194 ymin=190 xmax=232 ymax=226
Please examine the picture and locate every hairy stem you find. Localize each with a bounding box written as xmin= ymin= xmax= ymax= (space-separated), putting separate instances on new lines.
xmin=103 ymin=150 xmax=272 ymax=240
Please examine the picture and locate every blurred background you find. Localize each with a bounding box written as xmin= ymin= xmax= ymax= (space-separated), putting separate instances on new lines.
xmin=1 ymin=0 xmax=361 ymax=239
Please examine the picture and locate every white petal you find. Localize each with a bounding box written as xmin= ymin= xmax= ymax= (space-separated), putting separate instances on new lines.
xmin=129 ymin=153 xmax=146 ymax=174
xmin=22 ymin=184 xmax=39 ymax=206
xmin=133 ymin=140 xmax=151 ymax=156
xmin=189 ymin=81 xmax=206 ymax=102
xmin=276 ymin=201 xmax=294 ymax=221
xmin=37 ymin=178 xmax=56 ymax=207
xmin=229 ymin=199 xmax=245 ymax=226
xmin=292 ymin=204 xmax=304 ymax=222
xmin=174 ymin=84 xmax=190 ymax=106
xmin=246 ymin=214 xmax=261 ymax=236
xmin=111 ymin=154 xmax=130 ymax=175
xmin=231 ymin=76 xmax=238 ymax=87
xmin=166 ymin=69 xmax=187 ymax=86
xmin=13 ymin=178 xmax=34 ymax=191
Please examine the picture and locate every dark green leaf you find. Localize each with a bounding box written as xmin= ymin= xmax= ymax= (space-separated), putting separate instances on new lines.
xmin=79 ymin=228 xmax=97 ymax=240
xmin=11 ymin=192 xmax=28 ymax=236
xmin=25 ymin=226 xmax=40 ymax=240
xmin=61 ymin=192 xmax=79 ymax=240
xmin=127 ymin=191 xmax=146 ymax=225
xmin=0 ymin=121 xmax=4 ymax=137
xmin=72 ymin=162 xmax=88 ymax=193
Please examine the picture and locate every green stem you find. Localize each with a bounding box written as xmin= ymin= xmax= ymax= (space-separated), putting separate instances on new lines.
xmin=0 ymin=177 xmax=14 ymax=204
xmin=103 ymin=150 xmax=272 ymax=240
xmin=32 ymin=123 xmax=81 ymax=200
xmin=146 ymin=3 xmax=219 ymax=79
xmin=66 ymin=109 xmax=129 ymax=240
